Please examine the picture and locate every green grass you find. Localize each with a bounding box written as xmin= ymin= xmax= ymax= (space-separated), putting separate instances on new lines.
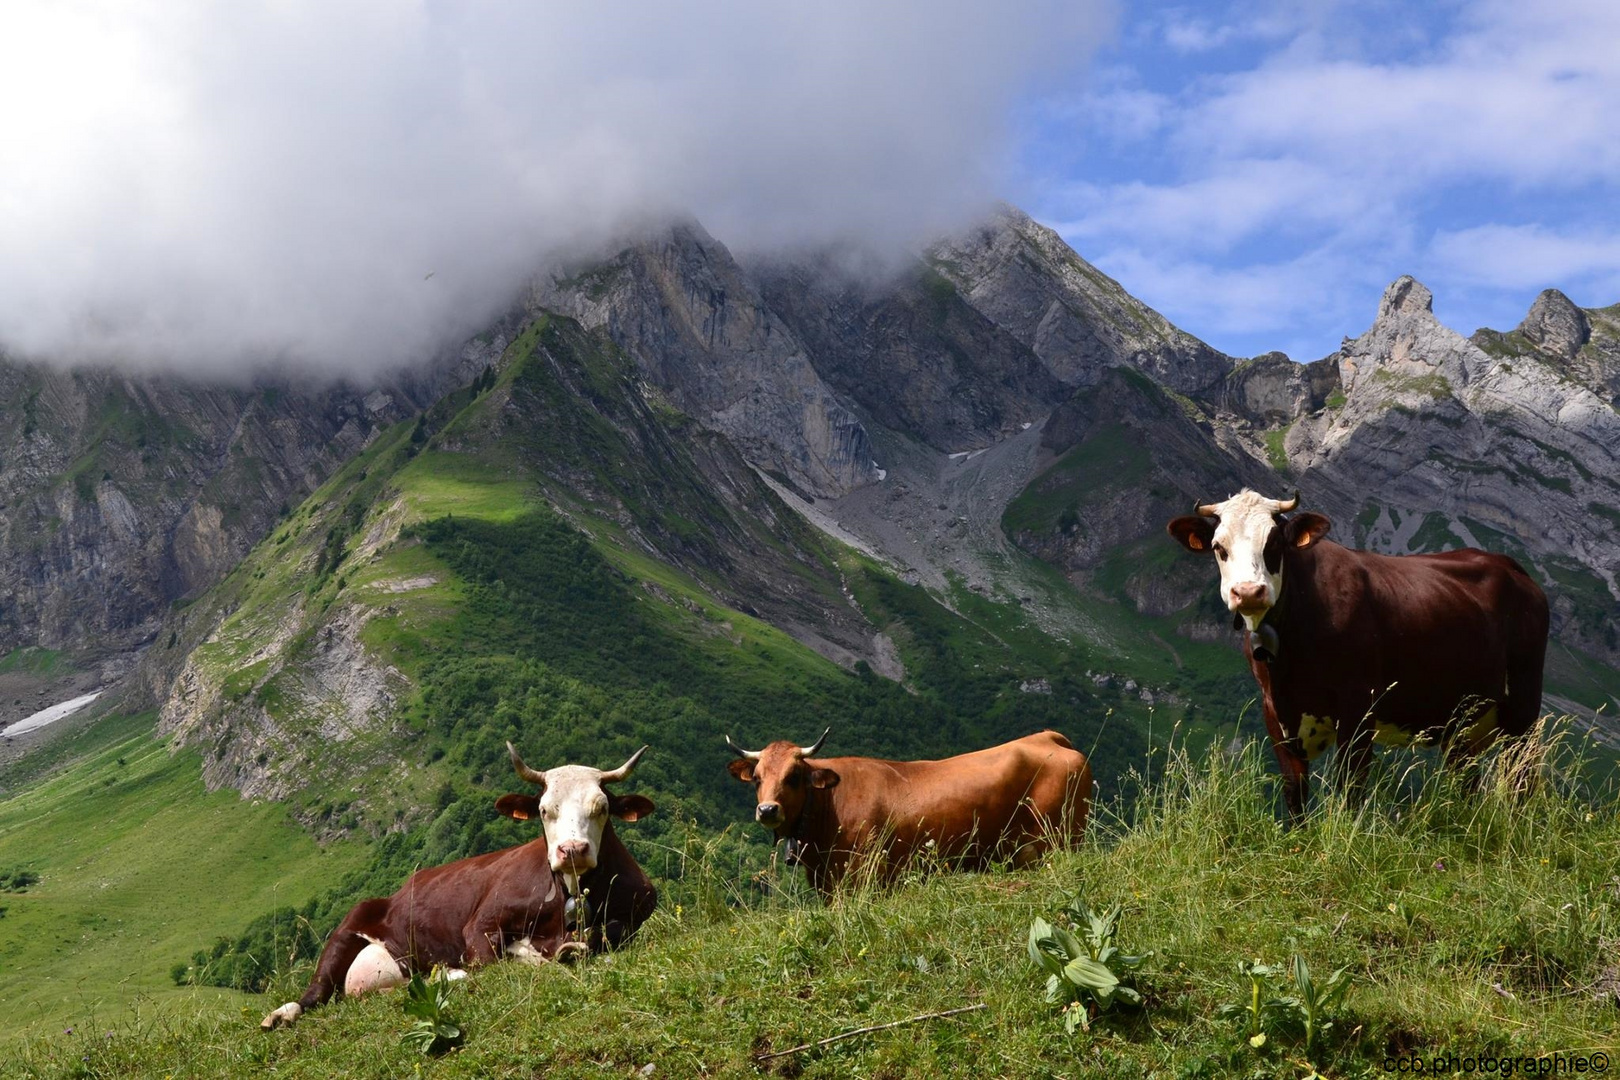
xmin=1262 ymin=423 xmax=1292 ymax=472
xmin=1407 ymin=512 xmax=1459 ymax=553
xmin=1002 ymin=422 xmax=1153 ymax=536
xmin=9 ymin=723 xmax=1617 ymax=1078
xmin=0 ymin=647 xmax=66 ymax=677
xmin=0 ymin=713 xmax=365 ymax=1037
xmin=1371 ymin=369 xmax=1455 ymax=401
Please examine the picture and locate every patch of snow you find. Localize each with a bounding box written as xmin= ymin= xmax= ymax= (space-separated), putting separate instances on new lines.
xmin=4 ymin=691 xmax=102 ymax=739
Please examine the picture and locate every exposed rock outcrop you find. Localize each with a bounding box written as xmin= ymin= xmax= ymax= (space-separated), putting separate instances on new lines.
xmin=924 ymin=205 xmax=1234 ymax=397
xmin=1221 ymin=352 xmax=1341 ymax=425
xmin=532 ymin=223 xmax=878 ymax=498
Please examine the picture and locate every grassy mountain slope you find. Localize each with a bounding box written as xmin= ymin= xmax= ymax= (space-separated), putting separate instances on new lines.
xmin=0 ymin=711 xmax=366 ymax=1036
xmin=10 ymin=736 xmax=1618 ymax=1078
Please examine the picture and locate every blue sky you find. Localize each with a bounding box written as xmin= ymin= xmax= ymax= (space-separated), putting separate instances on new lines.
xmin=1014 ymin=0 xmax=1620 ymax=361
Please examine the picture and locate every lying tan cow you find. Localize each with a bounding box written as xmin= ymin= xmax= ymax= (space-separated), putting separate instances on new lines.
xmin=261 ymin=744 xmax=656 ymax=1028
xmin=725 ymin=729 xmax=1091 ymax=895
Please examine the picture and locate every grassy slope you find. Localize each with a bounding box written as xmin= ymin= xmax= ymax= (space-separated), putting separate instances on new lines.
xmin=0 ymin=712 xmax=365 ymax=1037
xmin=9 ymin=734 xmax=1618 ymax=1079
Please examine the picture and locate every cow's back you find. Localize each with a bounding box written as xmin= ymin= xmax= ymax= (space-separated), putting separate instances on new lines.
xmin=379 ymin=842 xmax=560 ymax=963
xmin=824 ymin=731 xmax=1090 ymax=866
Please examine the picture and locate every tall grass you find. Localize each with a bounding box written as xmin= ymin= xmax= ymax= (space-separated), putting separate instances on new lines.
xmin=11 ymin=717 xmax=1618 ymax=1078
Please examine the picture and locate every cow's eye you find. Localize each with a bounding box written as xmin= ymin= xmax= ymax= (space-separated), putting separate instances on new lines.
xmin=1213 ymin=544 xmax=1228 ymax=561
xmin=541 ymin=806 xmax=558 ymax=820
xmin=784 ymin=773 xmax=803 ymax=789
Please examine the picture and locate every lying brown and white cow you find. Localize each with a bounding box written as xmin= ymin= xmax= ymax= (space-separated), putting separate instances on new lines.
xmin=1168 ymin=489 xmax=1549 ymax=821
xmin=261 ymin=743 xmax=656 ymax=1028
xmin=724 ymin=729 xmax=1091 ymax=895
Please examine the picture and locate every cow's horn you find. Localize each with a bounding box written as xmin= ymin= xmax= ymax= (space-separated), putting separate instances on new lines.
xmin=798 ymin=727 xmax=830 ymax=758
xmin=1273 ymin=491 xmax=1299 ymax=512
xmin=507 ymin=741 xmax=548 ymax=787
xmin=725 ymin=735 xmax=761 ymax=761
xmin=1195 ymin=500 xmax=1220 ymax=517
xmin=599 ymin=745 xmax=648 ymax=784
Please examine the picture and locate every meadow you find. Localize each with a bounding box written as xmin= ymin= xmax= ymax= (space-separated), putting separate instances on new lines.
xmin=6 ymin=722 xmax=1616 ymax=1079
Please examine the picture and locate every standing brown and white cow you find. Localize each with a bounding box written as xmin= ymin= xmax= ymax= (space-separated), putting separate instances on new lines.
xmin=1168 ymin=489 xmax=1549 ymax=821
xmin=724 ymin=729 xmax=1091 ymax=895
xmin=261 ymin=744 xmax=657 ymax=1028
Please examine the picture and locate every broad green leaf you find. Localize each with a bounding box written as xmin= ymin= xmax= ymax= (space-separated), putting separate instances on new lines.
xmin=1062 ymin=955 xmax=1119 ymax=993
xmin=1051 ymin=924 xmax=1085 ymax=963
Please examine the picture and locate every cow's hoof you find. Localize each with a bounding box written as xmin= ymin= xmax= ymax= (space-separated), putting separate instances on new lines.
xmin=556 ymin=941 xmax=589 ymax=964
xmin=260 ymin=1002 xmax=302 ymax=1029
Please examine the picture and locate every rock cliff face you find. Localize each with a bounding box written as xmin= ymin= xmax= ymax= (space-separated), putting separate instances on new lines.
xmin=0 ymin=367 xmax=426 ymax=657
xmin=924 ymin=205 xmax=1234 ymax=396
xmin=752 ymin=251 xmax=1068 ymax=453
xmin=530 ymin=223 xmax=878 ymax=498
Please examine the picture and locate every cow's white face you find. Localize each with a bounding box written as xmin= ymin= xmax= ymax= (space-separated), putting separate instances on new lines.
xmin=1167 ymin=490 xmax=1330 ymax=631
xmin=1207 ymin=491 xmax=1287 ymax=629
xmin=497 ymin=746 xmax=654 ymax=894
xmin=536 ymin=765 xmax=613 ymax=877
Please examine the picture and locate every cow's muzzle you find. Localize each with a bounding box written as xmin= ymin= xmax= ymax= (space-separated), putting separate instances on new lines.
xmin=755 ymin=802 xmax=783 ymax=828
xmin=1229 ymin=582 xmax=1270 ymax=612
xmin=552 ymin=841 xmax=596 ymax=874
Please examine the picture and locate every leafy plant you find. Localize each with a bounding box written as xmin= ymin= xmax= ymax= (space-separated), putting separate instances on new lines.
xmin=1217 ymin=958 xmax=1285 ymax=1046
xmin=400 ymin=971 xmax=463 ymax=1055
xmin=1027 ymin=896 xmax=1150 ymax=1032
xmin=1289 ymin=953 xmax=1352 ymax=1052
xmin=1217 ymin=955 xmax=1351 ymax=1052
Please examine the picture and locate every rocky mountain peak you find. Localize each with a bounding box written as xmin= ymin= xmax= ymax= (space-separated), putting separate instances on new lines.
xmin=1378 ymin=275 xmax=1435 ymax=319
xmin=1517 ymin=288 xmax=1591 ymax=360
xmin=1339 ymin=275 xmax=1490 ymax=394
xmin=923 ymin=206 xmax=1233 ymax=397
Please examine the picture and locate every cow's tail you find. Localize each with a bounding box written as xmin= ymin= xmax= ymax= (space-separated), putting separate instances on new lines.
xmin=1038 ymin=730 xmax=1076 ymax=750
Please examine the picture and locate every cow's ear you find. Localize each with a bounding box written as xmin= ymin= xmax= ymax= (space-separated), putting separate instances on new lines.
xmin=495 ymin=794 xmax=540 ymax=821
xmin=809 ymin=768 xmax=840 ymax=790
xmin=1167 ymin=516 xmax=1216 ymax=553
xmin=727 ymin=759 xmax=755 ymax=783
xmin=1283 ymin=512 xmax=1331 ymax=549
xmin=609 ymin=793 xmax=655 ymax=822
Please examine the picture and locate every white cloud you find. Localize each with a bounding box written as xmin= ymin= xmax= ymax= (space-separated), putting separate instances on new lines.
xmin=0 ymin=0 xmax=1113 ymax=378
xmin=1051 ymin=158 xmax=1384 ymax=253
xmin=1430 ymin=225 xmax=1620 ymax=293
xmin=1088 ymin=244 xmax=1377 ymax=360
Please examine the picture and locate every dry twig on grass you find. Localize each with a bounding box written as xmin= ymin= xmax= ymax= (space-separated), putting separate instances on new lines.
xmin=753 ymin=1003 xmax=988 ymax=1062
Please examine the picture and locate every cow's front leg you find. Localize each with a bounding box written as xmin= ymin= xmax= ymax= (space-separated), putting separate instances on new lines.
xmin=1262 ymin=702 xmax=1309 ymax=824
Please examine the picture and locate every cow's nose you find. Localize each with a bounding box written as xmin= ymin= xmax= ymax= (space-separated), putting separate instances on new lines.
xmin=756 ymin=803 xmax=782 ymax=825
xmin=1230 ymin=582 xmax=1269 ymax=610
xmin=554 ymin=840 xmax=592 ymax=868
